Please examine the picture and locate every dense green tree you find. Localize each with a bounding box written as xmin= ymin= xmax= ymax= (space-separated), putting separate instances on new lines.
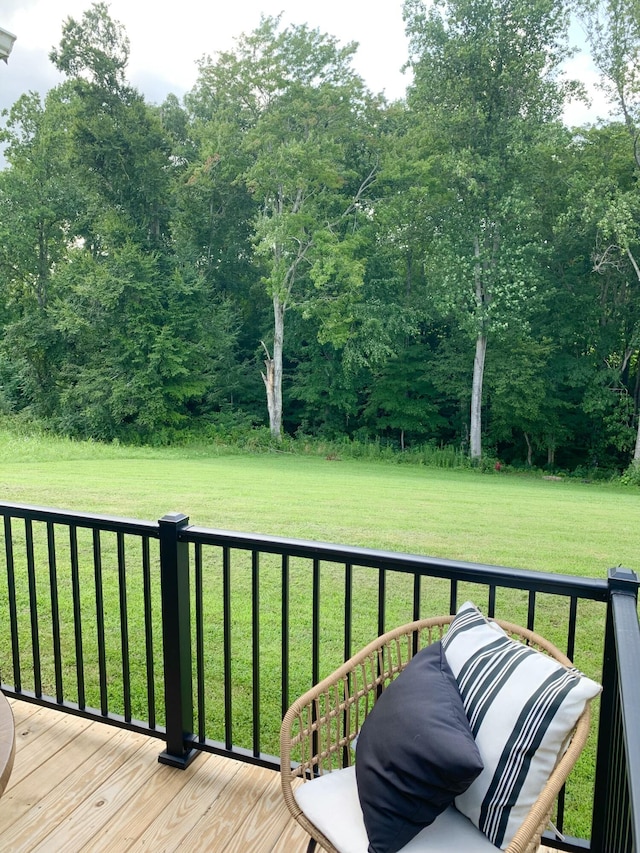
xmin=362 ymin=342 xmax=448 ymax=448
xmin=403 ymin=0 xmax=575 ymax=459
xmin=0 ymin=3 xmax=240 ymax=439
xmin=188 ymin=16 xmax=379 ymax=440
xmin=577 ymin=0 xmax=640 ymax=462
xmin=46 ymin=242 xmax=234 ymax=441
xmin=50 ymin=3 xmax=173 ymax=249
xmin=0 ymin=87 xmax=81 ymax=417
xmin=2 ymin=0 xmax=640 ymax=469
xmin=0 ymin=88 xmax=78 ymax=311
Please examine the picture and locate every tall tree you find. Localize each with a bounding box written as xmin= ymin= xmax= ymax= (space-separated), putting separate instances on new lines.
xmin=0 ymin=88 xmax=79 ymax=312
xmin=0 ymin=86 xmax=83 ymax=417
xmin=188 ymin=16 xmax=378 ymax=439
xmin=578 ymin=0 xmax=640 ymax=463
xmin=50 ymin=2 xmax=173 ymax=249
xmin=403 ymin=0 xmax=574 ymax=459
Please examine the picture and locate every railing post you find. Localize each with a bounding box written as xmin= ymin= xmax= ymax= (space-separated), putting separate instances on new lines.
xmin=158 ymin=512 xmax=196 ymax=768
xmin=591 ymin=567 xmax=640 ymax=853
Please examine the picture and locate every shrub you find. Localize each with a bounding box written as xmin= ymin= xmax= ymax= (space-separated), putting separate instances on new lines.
xmin=620 ymin=461 xmax=640 ymax=487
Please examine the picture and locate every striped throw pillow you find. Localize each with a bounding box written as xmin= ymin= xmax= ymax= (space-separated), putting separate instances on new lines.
xmin=441 ymin=602 xmax=601 ymax=849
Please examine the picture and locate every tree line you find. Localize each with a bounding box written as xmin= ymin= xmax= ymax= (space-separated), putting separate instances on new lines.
xmin=1 ymin=0 xmax=640 ymax=474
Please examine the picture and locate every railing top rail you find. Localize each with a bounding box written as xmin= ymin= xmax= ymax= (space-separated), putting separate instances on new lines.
xmin=183 ymin=525 xmax=609 ymax=601
xmin=0 ymin=498 xmax=611 ymax=600
xmin=0 ymin=500 xmax=159 ymax=538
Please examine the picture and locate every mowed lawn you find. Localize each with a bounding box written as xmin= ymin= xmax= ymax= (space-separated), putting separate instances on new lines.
xmin=0 ymin=429 xmax=637 ymax=579
xmin=0 ymin=430 xmax=636 ymax=839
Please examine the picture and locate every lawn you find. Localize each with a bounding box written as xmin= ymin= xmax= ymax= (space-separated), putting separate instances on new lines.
xmin=0 ymin=429 xmax=637 ymax=839
xmin=0 ymin=429 xmax=637 ymax=580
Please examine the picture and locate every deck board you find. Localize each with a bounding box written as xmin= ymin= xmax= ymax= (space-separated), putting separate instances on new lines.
xmin=1 ymin=700 xmax=305 ymax=853
xmin=0 ymin=699 xmax=556 ymax=852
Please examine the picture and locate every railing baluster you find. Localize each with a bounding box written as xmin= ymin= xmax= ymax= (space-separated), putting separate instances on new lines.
xmin=117 ymin=531 xmax=131 ymax=721
xmin=26 ymin=519 xmax=42 ymax=696
xmin=223 ymin=545 xmax=232 ymax=751
xmin=142 ymin=536 xmax=155 ymax=728
xmin=251 ymin=550 xmax=260 ymax=757
xmin=449 ymin=579 xmax=458 ymax=614
xmin=342 ymin=562 xmax=354 ymax=768
xmin=92 ymin=529 xmax=108 ymax=716
xmin=281 ymin=554 xmax=290 ymax=719
xmin=487 ymin=584 xmax=496 ymax=618
xmin=344 ymin=563 xmax=353 ymax=662
xmin=377 ymin=568 xmax=386 ymax=636
xmin=69 ymin=525 xmax=85 ymax=708
xmin=527 ymin=590 xmax=536 ymax=631
xmin=4 ymin=517 xmax=20 ymax=690
xmin=194 ymin=542 xmax=205 ymax=742
xmin=312 ymin=558 xmax=320 ymax=687
xmin=412 ymin=573 xmax=421 ymax=623
xmin=555 ymin=596 xmax=580 ymax=834
xmin=47 ymin=522 xmax=63 ymax=703
xmin=567 ymin=596 xmax=577 ymax=661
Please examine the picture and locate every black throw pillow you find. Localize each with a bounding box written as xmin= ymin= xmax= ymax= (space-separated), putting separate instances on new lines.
xmin=355 ymin=640 xmax=483 ymax=853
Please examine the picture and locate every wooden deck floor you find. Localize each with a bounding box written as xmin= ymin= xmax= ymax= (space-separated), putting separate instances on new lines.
xmin=1 ymin=699 xmax=557 ymax=853
xmin=0 ymin=699 xmax=310 ymax=852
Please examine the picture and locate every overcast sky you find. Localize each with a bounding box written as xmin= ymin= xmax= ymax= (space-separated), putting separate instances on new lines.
xmin=1 ymin=0 xmax=612 ymax=133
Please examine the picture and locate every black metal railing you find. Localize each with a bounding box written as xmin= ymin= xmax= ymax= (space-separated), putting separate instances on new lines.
xmin=592 ymin=568 xmax=640 ymax=853
xmin=1 ymin=503 xmax=162 ymax=739
xmin=0 ymin=500 xmax=638 ymax=851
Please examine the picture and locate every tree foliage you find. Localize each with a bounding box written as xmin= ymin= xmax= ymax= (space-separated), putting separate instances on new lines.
xmin=1 ymin=1 xmax=640 ymax=470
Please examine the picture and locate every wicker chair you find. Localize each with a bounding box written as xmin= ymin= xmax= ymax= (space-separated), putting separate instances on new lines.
xmin=280 ymin=615 xmax=592 ymax=853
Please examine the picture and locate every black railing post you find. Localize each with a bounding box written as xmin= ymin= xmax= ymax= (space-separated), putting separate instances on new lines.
xmin=158 ymin=512 xmax=197 ymax=768
xmin=591 ymin=567 xmax=640 ymax=853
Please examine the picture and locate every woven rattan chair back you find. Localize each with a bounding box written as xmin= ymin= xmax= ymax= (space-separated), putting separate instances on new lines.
xmin=280 ymin=615 xmax=591 ymax=853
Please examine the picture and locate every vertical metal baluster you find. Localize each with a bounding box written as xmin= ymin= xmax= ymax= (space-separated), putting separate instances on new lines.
xmin=142 ymin=536 xmax=156 ymax=728
xmin=344 ymin=563 xmax=353 ymax=663
xmin=312 ymin=558 xmax=320 ymax=688
xmin=567 ymin=596 xmax=578 ymax=661
xmin=69 ymin=525 xmax=85 ymax=708
xmin=412 ymin=574 xmax=421 ymax=656
xmin=251 ymin=550 xmax=260 ymax=757
xmin=527 ymin=590 xmax=536 ymax=631
xmin=556 ymin=597 xmax=579 ymax=834
xmin=449 ymin=579 xmax=458 ymax=615
xmin=93 ymin=529 xmax=108 ymax=716
xmin=342 ymin=562 xmax=353 ymax=767
xmin=117 ymin=532 xmax=131 ymax=721
xmin=281 ymin=554 xmax=290 ymax=719
xmin=223 ymin=545 xmax=232 ymax=750
xmin=311 ymin=557 xmax=321 ymax=765
xmin=487 ymin=584 xmax=496 ymax=618
xmin=47 ymin=522 xmax=63 ymax=703
xmin=195 ymin=543 xmax=205 ymax=741
xmin=4 ymin=517 xmax=21 ymax=690
xmin=24 ymin=520 xmax=36 ymax=693
xmin=377 ymin=569 xmax=386 ymax=637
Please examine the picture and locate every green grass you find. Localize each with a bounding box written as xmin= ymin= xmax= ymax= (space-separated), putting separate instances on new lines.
xmin=0 ymin=427 xmax=637 ymax=839
xmin=0 ymin=429 xmax=638 ymax=577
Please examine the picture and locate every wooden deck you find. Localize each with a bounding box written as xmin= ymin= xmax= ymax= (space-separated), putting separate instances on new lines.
xmin=0 ymin=698 xmax=557 ymax=853
xmin=0 ymin=699 xmax=309 ymax=852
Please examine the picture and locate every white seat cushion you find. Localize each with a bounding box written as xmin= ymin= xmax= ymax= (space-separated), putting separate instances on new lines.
xmin=294 ymin=766 xmax=498 ymax=853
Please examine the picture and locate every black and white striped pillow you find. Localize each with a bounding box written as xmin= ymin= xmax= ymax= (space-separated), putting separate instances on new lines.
xmin=441 ymin=602 xmax=601 ymax=849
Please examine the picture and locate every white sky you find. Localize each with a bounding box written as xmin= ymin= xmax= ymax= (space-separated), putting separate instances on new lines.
xmin=0 ymin=0 xmax=614 ymax=129
xmin=1 ymin=0 xmax=412 ymax=111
